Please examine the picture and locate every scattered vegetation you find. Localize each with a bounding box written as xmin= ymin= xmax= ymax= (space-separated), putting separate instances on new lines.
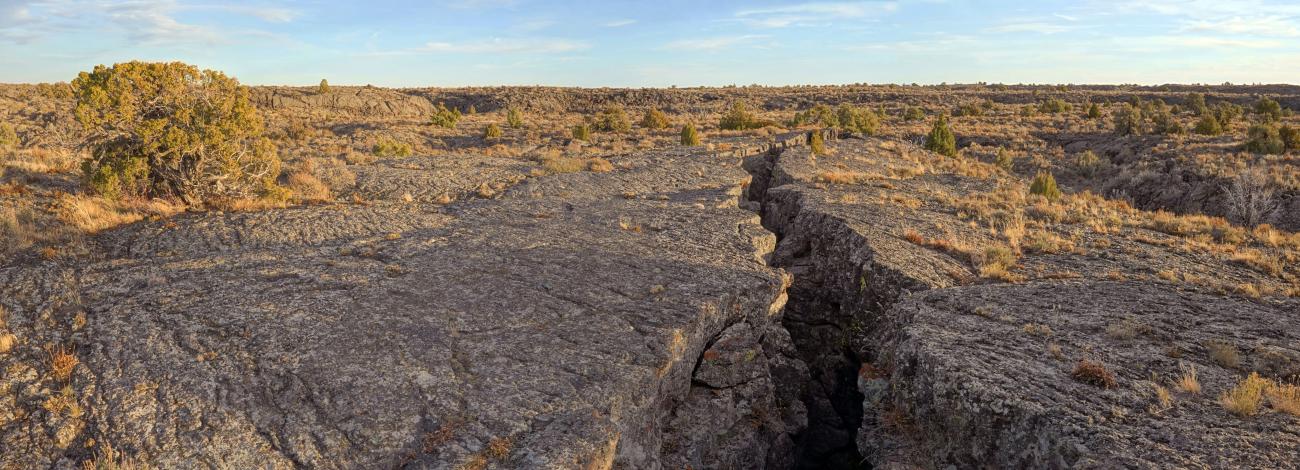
xmin=506 ymin=107 xmax=524 ymax=128
xmin=0 ymin=123 xmax=17 ymax=149
xmin=572 ymin=124 xmax=592 ymax=141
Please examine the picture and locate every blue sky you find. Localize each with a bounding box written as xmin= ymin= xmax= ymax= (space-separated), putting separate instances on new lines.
xmin=2 ymin=0 xmax=1299 ymax=86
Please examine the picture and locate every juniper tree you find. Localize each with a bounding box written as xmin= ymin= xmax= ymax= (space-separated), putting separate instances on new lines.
xmin=924 ymin=115 xmax=957 ymax=157
xmin=680 ymin=123 xmax=701 ymax=145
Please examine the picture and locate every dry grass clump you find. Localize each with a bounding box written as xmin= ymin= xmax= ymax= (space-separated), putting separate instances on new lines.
xmin=1220 ymin=372 xmax=1269 ymax=416
xmin=56 ymin=194 xmax=183 ymax=234
xmin=587 ymin=157 xmax=614 ymax=173
xmin=1072 ymin=359 xmax=1118 ymax=389
xmin=81 ymin=442 xmax=150 ymax=470
xmin=2 ymin=205 xmax=41 ymax=253
xmin=2 ymin=147 xmax=79 ymax=174
xmin=976 ymin=245 xmax=1022 ymax=282
xmin=1268 ymin=382 xmax=1300 ymax=416
xmin=48 ymin=346 xmax=78 ymax=381
xmin=817 ymin=170 xmax=877 ymax=185
xmin=1205 ymin=341 xmax=1240 ymax=369
xmin=1175 ymin=363 xmax=1201 ymax=394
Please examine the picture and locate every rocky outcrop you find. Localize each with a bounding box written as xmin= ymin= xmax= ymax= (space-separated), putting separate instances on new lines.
xmin=0 ymin=138 xmax=824 ymax=468
xmin=748 ymin=137 xmax=1300 ymax=469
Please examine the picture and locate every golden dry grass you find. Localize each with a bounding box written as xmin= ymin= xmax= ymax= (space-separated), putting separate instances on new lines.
xmin=1220 ymin=372 xmax=1269 ymax=417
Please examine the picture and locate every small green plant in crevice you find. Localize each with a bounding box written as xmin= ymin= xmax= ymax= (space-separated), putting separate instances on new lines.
xmin=506 ymin=107 xmax=524 ymax=128
xmin=923 ymin=114 xmax=956 ymax=157
xmin=483 ymin=123 xmax=503 ymax=139
xmin=680 ymin=123 xmax=701 ymax=146
xmin=429 ymin=103 xmax=462 ymax=129
xmin=1029 ymin=171 xmax=1062 ymax=201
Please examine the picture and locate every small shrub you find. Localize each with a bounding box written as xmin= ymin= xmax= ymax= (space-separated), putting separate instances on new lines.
xmin=429 ymin=103 xmax=462 ymax=129
xmin=1151 ymin=110 xmax=1184 ymax=135
xmin=1029 ymin=171 xmax=1062 ymax=201
xmin=1213 ymin=102 xmax=1242 ymax=128
xmin=1254 ymin=97 xmax=1282 ymax=122
xmin=587 ymin=157 xmax=613 ymax=173
xmin=0 ymin=123 xmax=17 ymax=149
xmin=1187 ymin=92 xmax=1208 ymax=115
xmin=1206 ymin=340 xmax=1240 ymax=369
xmin=1194 ymin=114 xmax=1223 ymax=136
xmin=466 ymin=104 xmax=476 ymax=114
xmin=1223 ymin=169 xmax=1279 ymax=226
xmin=954 ymin=102 xmax=984 ymax=117
xmin=923 ymin=115 xmax=956 ymax=157
xmin=1113 ymin=104 xmax=1143 ymax=135
xmin=1220 ymin=372 xmax=1269 ymax=416
xmin=809 ymin=131 xmax=825 ymax=155
xmin=1038 ymin=98 xmax=1071 ymax=114
xmin=790 ymin=104 xmax=838 ymax=128
xmin=1086 ymin=102 xmax=1101 ymax=119
xmin=594 ymin=106 xmax=631 ymax=133
xmin=1074 ymin=150 xmax=1102 ymax=177
xmin=640 ymin=108 xmax=670 ymax=129
xmin=571 ymin=124 xmax=592 ymax=141
xmin=506 ymin=107 xmax=524 ymax=128
xmin=318 ymin=78 xmax=329 ymax=94
xmin=994 ymin=147 xmax=1014 ymax=170
xmin=680 ymin=123 xmax=701 ymax=145
xmin=1279 ymin=125 xmax=1300 ymax=151
xmin=483 ymin=123 xmax=503 ymax=139
xmin=1071 ymin=360 xmax=1118 ymax=389
xmin=1176 ymin=363 xmax=1201 ymax=394
xmin=903 ymin=106 xmax=925 ymax=121
xmin=1245 ymin=123 xmax=1284 ymax=154
xmin=372 ymin=138 xmax=413 ymax=157
xmin=719 ymin=101 xmax=760 ymax=130
xmin=837 ymin=105 xmax=880 ymax=135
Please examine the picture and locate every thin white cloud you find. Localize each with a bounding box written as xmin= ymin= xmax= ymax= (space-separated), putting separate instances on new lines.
xmin=733 ymin=1 xmax=898 ymax=27
xmin=1181 ymin=16 xmax=1300 ymax=37
xmin=603 ymin=19 xmax=636 ymax=27
xmin=986 ymin=21 xmax=1075 ymax=34
xmin=662 ymin=34 xmax=769 ymax=51
xmin=419 ymin=37 xmax=589 ymax=54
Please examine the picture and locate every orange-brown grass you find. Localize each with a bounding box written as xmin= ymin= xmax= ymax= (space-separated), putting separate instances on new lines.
xmin=48 ymin=346 xmax=78 ymax=381
xmin=1220 ymin=372 xmax=1269 ymax=417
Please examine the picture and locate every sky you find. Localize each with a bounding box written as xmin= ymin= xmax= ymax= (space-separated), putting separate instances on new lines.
xmin=2 ymin=0 xmax=1299 ymax=87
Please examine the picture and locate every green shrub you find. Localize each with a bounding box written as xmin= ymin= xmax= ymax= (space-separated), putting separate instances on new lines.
xmin=1245 ymin=123 xmax=1284 ymax=154
xmin=954 ymin=102 xmax=984 ymax=117
xmin=572 ymin=124 xmax=592 ymax=141
xmin=903 ymin=106 xmax=925 ymax=121
xmin=1254 ymin=97 xmax=1282 ymax=122
xmin=484 ymin=123 xmax=503 ymax=139
xmin=1038 ymin=98 xmax=1072 ymax=114
xmin=1281 ymin=125 xmax=1300 ymax=151
xmin=1086 ymin=103 xmax=1101 ymax=119
xmin=995 ymin=147 xmax=1014 ymax=170
xmin=790 ymin=104 xmax=838 ymax=128
xmin=1214 ymin=102 xmax=1243 ymax=128
xmin=0 ymin=123 xmax=17 ymax=149
xmin=680 ymin=123 xmax=701 ymax=145
xmin=924 ymin=115 xmax=957 ymax=157
xmin=836 ymin=105 xmax=880 ymax=135
xmin=594 ymin=106 xmax=631 ymax=133
xmin=640 ymin=108 xmax=670 ymax=129
xmin=809 ymin=131 xmax=825 ymax=155
xmin=1187 ymin=93 xmax=1207 ymax=115
xmin=1030 ymin=171 xmax=1062 ymax=201
xmin=1074 ymin=150 xmax=1102 ymax=177
xmin=372 ymin=138 xmax=413 ymax=157
xmin=507 ymin=107 xmax=524 ymax=128
xmin=720 ymin=101 xmax=760 ymax=130
xmin=429 ymin=103 xmax=461 ymax=129
xmin=73 ymin=61 xmax=280 ymax=202
xmin=466 ymin=104 xmax=476 ymax=114
xmin=1194 ymin=114 xmax=1223 ymax=136
xmin=1151 ymin=110 xmax=1184 ymax=135
xmin=1113 ymin=104 xmax=1143 ymax=136
xmin=318 ymin=79 xmax=329 ymax=94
